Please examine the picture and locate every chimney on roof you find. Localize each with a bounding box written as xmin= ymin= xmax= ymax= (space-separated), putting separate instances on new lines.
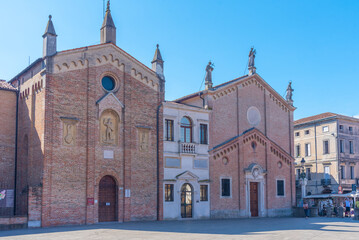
xmin=43 ymin=15 xmax=57 ymax=58
xmin=151 ymin=44 xmax=164 ymax=80
xmin=101 ymin=0 xmax=116 ymax=45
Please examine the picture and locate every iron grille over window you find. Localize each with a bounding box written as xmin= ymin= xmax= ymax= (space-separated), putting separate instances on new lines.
xmin=200 ymin=185 xmax=208 ymax=201
xmin=165 ymin=119 xmax=174 ymax=141
xmin=165 ymin=184 xmax=174 ymax=201
xmin=200 ymin=124 xmax=208 ymax=144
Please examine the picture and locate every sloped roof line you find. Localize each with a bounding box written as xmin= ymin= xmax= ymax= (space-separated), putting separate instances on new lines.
xmin=57 ymin=43 xmax=156 ymax=75
xmin=209 ymin=127 xmax=293 ymax=160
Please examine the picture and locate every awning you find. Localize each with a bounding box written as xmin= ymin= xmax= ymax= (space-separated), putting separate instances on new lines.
xmin=304 ymin=192 xmax=359 ymax=199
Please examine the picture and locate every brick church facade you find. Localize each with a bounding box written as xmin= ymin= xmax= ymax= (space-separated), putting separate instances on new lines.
xmin=0 ymin=1 xmax=295 ymax=228
xmin=2 ymin=3 xmax=164 ymax=227
xmin=175 ymin=72 xmax=296 ymax=217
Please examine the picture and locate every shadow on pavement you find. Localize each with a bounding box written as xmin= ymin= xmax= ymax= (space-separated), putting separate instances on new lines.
xmin=0 ymin=217 xmax=359 ymax=237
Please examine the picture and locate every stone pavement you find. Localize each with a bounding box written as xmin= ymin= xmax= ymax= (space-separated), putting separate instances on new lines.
xmin=1 ymin=217 xmax=359 ymax=240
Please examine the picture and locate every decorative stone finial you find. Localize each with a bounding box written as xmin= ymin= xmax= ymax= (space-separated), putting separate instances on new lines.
xmin=156 ymin=44 xmax=159 ymax=49
xmin=49 ymin=15 xmax=52 ymax=20
xmin=107 ymin=0 xmax=110 ymax=11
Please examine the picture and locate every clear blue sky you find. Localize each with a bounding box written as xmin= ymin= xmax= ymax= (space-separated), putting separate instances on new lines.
xmin=0 ymin=0 xmax=358 ymax=120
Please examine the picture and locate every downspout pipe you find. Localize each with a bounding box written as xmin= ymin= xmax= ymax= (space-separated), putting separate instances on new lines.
xmin=156 ymin=102 xmax=163 ymax=221
xmin=13 ymin=82 xmax=20 ymax=215
xmin=199 ymin=92 xmax=205 ymax=108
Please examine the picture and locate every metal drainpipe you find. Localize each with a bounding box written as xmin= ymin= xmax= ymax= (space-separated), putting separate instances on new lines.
xmin=336 ymin=119 xmax=340 ymax=189
xmin=156 ymin=103 xmax=163 ymax=221
xmin=314 ymin=123 xmax=318 ymax=194
xmin=13 ymin=83 xmax=20 ymax=216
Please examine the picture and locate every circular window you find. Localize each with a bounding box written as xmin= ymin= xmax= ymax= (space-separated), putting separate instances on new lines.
xmin=101 ymin=76 xmax=116 ymax=91
xmin=278 ymin=161 xmax=283 ymax=169
xmin=247 ymin=106 xmax=261 ymax=127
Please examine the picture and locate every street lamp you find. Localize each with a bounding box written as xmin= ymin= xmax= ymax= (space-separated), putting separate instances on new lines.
xmin=300 ymin=158 xmax=306 ymax=179
xmin=300 ymin=158 xmax=307 ymax=199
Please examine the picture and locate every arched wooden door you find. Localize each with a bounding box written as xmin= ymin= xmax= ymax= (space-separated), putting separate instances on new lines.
xmin=250 ymin=182 xmax=259 ymax=217
xmin=181 ymin=183 xmax=193 ymax=218
xmin=99 ymin=175 xmax=117 ymax=222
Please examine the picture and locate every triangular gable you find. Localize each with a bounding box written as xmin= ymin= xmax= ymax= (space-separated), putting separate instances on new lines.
xmin=53 ymin=43 xmax=161 ymax=92
xmin=210 ymin=128 xmax=294 ymax=165
xmin=96 ymin=92 xmax=124 ymax=107
xmin=96 ymin=92 xmax=124 ymax=119
xmin=176 ymin=171 xmax=199 ymax=180
xmin=210 ymin=74 xmax=295 ymax=111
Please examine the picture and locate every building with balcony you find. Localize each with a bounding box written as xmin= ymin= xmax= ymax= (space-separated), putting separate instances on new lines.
xmin=294 ymin=113 xmax=359 ymax=199
xmin=162 ymin=101 xmax=210 ymax=220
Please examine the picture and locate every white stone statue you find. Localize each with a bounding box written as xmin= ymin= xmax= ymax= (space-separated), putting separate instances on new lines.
xmin=248 ymin=48 xmax=256 ymax=67
xmin=286 ymin=81 xmax=294 ymax=105
xmin=205 ymin=61 xmax=214 ymax=90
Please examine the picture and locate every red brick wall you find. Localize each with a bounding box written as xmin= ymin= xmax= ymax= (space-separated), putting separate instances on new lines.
xmin=41 ymin=62 xmax=162 ymax=226
xmin=0 ymin=89 xmax=17 ymax=216
xmin=205 ymin=76 xmax=295 ymax=217
xmin=16 ymin=79 xmax=45 ymax=217
xmin=0 ymin=90 xmax=17 ymax=189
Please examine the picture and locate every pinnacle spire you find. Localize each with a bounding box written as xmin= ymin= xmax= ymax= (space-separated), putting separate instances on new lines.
xmin=43 ymin=15 xmax=57 ymax=37
xmin=101 ymin=0 xmax=115 ymax=29
xmin=152 ymin=44 xmax=163 ymax=63
xmin=43 ymin=15 xmax=57 ymax=57
xmin=101 ymin=0 xmax=116 ymax=44
xmin=151 ymin=44 xmax=164 ymax=81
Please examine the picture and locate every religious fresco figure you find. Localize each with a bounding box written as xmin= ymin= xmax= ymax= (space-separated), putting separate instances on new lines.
xmin=103 ymin=117 xmax=114 ymax=143
xmin=64 ymin=124 xmax=74 ymax=145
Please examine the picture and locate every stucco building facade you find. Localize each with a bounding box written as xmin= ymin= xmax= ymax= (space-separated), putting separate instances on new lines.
xmin=162 ymin=101 xmax=210 ymax=220
xmin=294 ymin=113 xmax=359 ymax=200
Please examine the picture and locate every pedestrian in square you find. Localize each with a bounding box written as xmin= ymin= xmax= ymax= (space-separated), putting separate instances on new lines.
xmin=303 ymin=201 xmax=309 ymax=219
xmin=345 ymin=198 xmax=351 ymax=217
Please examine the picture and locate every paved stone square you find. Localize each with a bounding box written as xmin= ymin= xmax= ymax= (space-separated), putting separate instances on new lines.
xmin=1 ymin=217 xmax=359 ymax=240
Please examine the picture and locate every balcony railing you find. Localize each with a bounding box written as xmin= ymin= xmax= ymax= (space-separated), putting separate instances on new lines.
xmin=321 ymin=179 xmax=331 ymax=186
xmin=180 ymin=142 xmax=196 ymax=154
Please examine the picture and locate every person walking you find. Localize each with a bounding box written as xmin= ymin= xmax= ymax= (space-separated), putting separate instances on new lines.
xmin=303 ymin=201 xmax=309 ymax=219
xmin=345 ymin=198 xmax=351 ymax=217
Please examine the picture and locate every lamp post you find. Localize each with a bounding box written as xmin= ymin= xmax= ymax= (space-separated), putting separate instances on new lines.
xmin=300 ymin=158 xmax=307 ymax=200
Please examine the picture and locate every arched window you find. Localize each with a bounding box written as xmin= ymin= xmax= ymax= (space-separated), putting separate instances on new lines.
xmin=180 ymin=117 xmax=192 ymax=143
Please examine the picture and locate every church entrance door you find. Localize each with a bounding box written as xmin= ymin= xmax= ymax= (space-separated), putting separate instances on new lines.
xmin=181 ymin=183 xmax=193 ymax=218
xmin=99 ymin=175 xmax=117 ymax=222
xmin=250 ymin=182 xmax=259 ymax=217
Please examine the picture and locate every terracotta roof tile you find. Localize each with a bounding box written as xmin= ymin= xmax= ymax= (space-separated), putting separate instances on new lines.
xmin=0 ymin=80 xmax=17 ymax=91
xmin=294 ymin=112 xmax=340 ymax=125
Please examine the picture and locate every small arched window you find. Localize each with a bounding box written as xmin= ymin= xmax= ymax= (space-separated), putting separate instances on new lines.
xmin=180 ymin=117 xmax=192 ymax=143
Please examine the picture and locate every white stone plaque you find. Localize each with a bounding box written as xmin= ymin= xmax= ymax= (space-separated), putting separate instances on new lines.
xmin=104 ymin=150 xmax=114 ymax=159
xmin=125 ymin=189 xmax=131 ymax=198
